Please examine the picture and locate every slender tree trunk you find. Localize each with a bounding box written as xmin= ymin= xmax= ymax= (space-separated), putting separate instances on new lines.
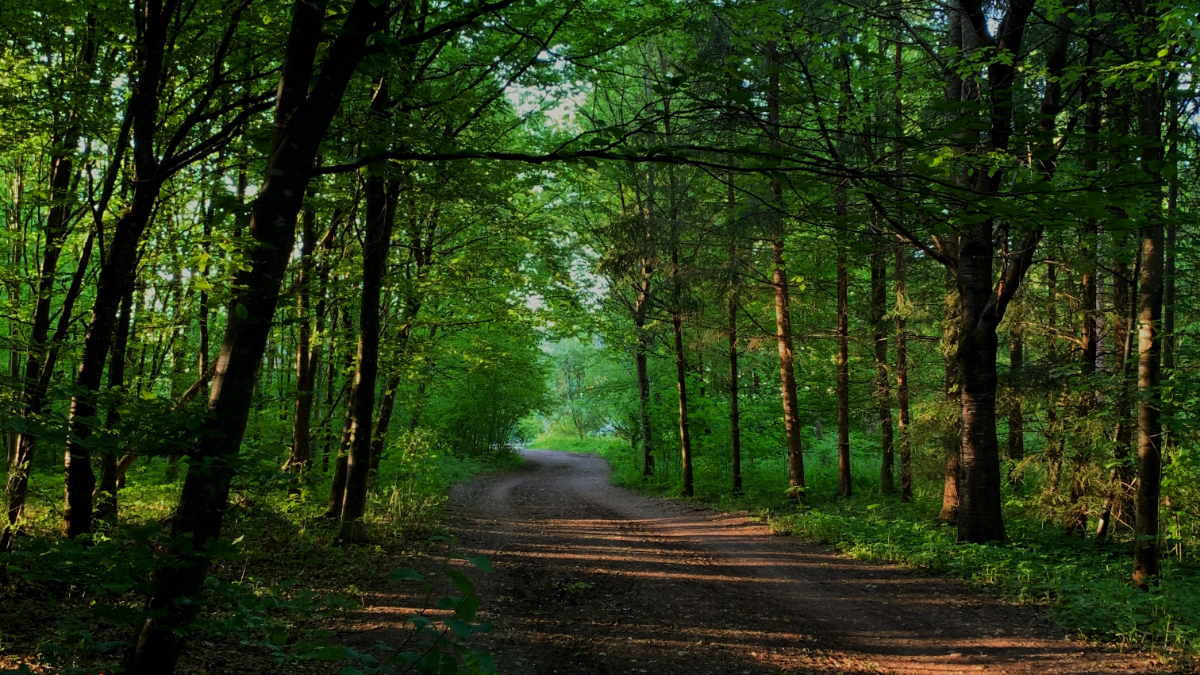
xmin=1132 ymin=65 xmax=1164 ymax=586
xmin=339 ymin=170 xmax=397 ymax=543
xmin=370 ymin=374 xmax=401 ymax=469
xmin=370 ymin=313 xmax=418 ymax=473
xmin=1097 ymin=246 xmax=1140 ymax=538
xmin=1007 ymin=334 xmax=1024 ymax=480
xmin=939 ymin=273 xmax=961 ymax=522
xmin=326 ymin=386 xmax=355 ymax=518
xmin=767 ymin=43 xmax=803 ymax=498
xmin=95 ymin=287 xmax=135 ymax=522
xmin=288 ymin=207 xmax=318 ymax=473
xmin=871 ymin=231 xmax=894 ymax=494
xmin=894 ymin=242 xmax=912 ymax=501
xmin=62 ymin=0 xmax=182 ymax=540
xmin=123 ymin=1 xmax=386 ymax=669
xmin=198 ymin=189 xmax=214 ymax=391
xmin=1133 ymin=220 xmax=1164 ymax=585
xmin=1044 ymin=263 xmax=1063 ymax=490
xmin=729 ymin=292 xmax=741 ymax=495
xmin=671 ymin=241 xmax=693 ymax=498
xmin=1161 ymin=150 xmax=1177 ymax=455
xmin=635 ymin=327 xmax=654 ymax=477
xmin=1066 ymin=225 xmax=1099 ymax=534
xmin=2 ymin=15 xmax=100 ymax=547
xmin=836 ymin=250 xmax=851 ymax=497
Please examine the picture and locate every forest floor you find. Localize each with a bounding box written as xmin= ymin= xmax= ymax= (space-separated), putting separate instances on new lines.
xmin=327 ymin=449 xmax=1169 ymax=675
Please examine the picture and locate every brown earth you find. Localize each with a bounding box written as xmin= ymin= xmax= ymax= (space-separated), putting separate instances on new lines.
xmin=329 ymin=449 xmax=1166 ymax=675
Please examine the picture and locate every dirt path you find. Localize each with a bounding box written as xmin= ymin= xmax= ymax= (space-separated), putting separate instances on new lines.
xmin=438 ymin=450 xmax=1159 ymax=675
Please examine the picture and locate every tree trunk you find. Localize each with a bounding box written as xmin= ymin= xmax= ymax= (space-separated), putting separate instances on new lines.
xmin=836 ymin=250 xmax=851 ymax=497
xmin=871 ymin=231 xmax=893 ymax=494
xmin=1132 ymin=66 xmax=1164 ymax=586
xmin=95 ymin=287 xmax=135 ymax=522
xmin=122 ymin=1 xmax=386 ymax=670
xmin=1133 ymin=219 xmax=1164 ymax=586
xmin=1 ymin=14 xmax=99 ymax=548
xmin=1066 ymin=223 xmax=1099 ymax=534
xmin=671 ymin=242 xmax=692 ymax=498
xmin=894 ymin=241 xmax=912 ymax=501
xmin=1161 ymin=150 xmax=1177 ymax=455
xmin=1096 ymin=246 xmax=1140 ymax=539
xmin=1044 ymin=262 xmax=1062 ymax=490
xmin=1007 ymin=334 xmax=1024 ymax=481
xmin=955 ymin=226 xmax=1008 ymax=543
xmin=729 ymin=292 xmax=741 ymax=495
xmin=938 ymin=273 xmax=961 ymax=522
xmin=338 ymin=169 xmax=397 ymax=543
xmin=767 ymin=43 xmax=803 ymax=498
xmin=635 ymin=328 xmax=654 ymax=477
xmin=370 ymin=373 xmax=401 ymax=472
xmin=288 ymin=207 xmax=318 ymax=473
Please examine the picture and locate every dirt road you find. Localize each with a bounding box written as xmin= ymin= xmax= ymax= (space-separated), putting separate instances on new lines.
xmin=442 ymin=449 xmax=1157 ymax=675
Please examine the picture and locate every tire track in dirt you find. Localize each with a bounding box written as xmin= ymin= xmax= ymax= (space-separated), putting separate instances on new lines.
xmin=446 ymin=450 xmax=1161 ymax=675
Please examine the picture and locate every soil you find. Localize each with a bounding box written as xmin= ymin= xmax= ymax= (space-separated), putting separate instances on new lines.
xmin=327 ymin=450 xmax=1166 ymax=675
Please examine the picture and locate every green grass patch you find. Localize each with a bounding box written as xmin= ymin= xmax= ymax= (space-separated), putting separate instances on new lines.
xmin=526 ymin=434 xmax=625 ymax=454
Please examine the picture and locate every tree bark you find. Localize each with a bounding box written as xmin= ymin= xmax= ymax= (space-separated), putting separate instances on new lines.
xmin=95 ymin=287 xmax=135 ymax=523
xmin=1132 ymin=59 xmax=1165 ymax=586
xmin=1096 ymin=247 xmax=1140 ymax=539
xmin=871 ymin=231 xmax=893 ymax=494
xmin=122 ymin=0 xmax=388 ymax=669
xmin=894 ymin=241 xmax=912 ymax=501
xmin=1044 ymin=262 xmax=1063 ymax=490
xmin=836 ymin=250 xmax=851 ymax=497
xmin=767 ymin=43 xmax=804 ymax=498
xmin=955 ymin=228 xmax=1007 ymax=542
xmin=729 ymin=291 xmax=741 ymax=495
xmin=939 ymin=273 xmax=962 ymax=523
xmin=1133 ymin=220 xmax=1164 ymax=586
xmin=1007 ymin=334 xmax=1024 ymax=480
xmin=671 ymin=240 xmax=692 ymax=498
xmin=288 ymin=207 xmax=319 ymax=473
xmin=338 ymin=171 xmax=396 ymax=543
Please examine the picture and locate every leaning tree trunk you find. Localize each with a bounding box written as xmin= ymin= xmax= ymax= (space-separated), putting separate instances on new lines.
xmin=61 ymin=0 xmax=181 ymax=540
xmin=63 ymin=181 xmax=161 ymax=539
xmin=122 ymin=1 xmax=387 ymax=670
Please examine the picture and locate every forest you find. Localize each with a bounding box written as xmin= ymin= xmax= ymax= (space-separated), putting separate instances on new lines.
xmin=0 ymin=0 xmax=1196 ymax=672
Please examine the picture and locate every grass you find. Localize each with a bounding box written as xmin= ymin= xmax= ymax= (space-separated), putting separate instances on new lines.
xmin=525 ymin=434 xmax=625 ymax=454
xmin=531 ymin=431 xmax=1200 ymax=666
xmin=0 ymin=430 xmax=524 ymax=672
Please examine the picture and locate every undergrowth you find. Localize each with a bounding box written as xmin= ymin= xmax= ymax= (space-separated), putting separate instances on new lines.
xmin=0 ymin=430 xmax=522 ymax=673
xmin=537 ymin=431 xmax=1200 ymax=665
